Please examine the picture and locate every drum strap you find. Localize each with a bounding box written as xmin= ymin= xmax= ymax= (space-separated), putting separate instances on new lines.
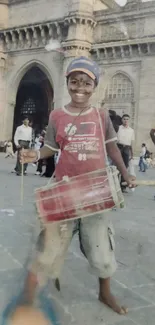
xmin=96 ymin=108 xmax=109 ymax=167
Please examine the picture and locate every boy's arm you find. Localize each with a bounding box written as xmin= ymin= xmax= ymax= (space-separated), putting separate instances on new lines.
xmin=39 ymin=118 xmax=59 ymax=159
xmin=14 ymin=127 xmax=20 ymax=147
xmin=150 ymin=129 xmax=155 ymax=145
xmin=130 ymin=129 xmax=135 ymax=159
xmin=106 ymin=142 xmax=129 ymax=182
xmin=21 ymin=113 xmax=60 ymax=163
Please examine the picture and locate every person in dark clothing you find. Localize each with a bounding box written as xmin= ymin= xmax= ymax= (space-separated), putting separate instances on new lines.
xmin=117 ymin=114 xmax=135 ymax=192
xmin=35 ymin=133 xmax=45 ymax=175
xmin=41 ymin=156 xmax=55 ymax=178
xmin=108 ymin=110 xmax=122 ymax=165
xmin=109 ymin=110 xmax=122 ymax=133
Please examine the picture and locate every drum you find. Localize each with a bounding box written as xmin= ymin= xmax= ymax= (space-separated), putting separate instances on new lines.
xmin=35 ymin=166 xmax=124 ymax=224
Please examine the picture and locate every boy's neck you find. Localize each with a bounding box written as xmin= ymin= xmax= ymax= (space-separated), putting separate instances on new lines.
xmin=66 ymin=101 xmax=91 ymax=113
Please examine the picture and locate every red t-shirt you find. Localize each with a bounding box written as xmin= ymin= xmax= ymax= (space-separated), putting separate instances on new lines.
xmin=45 ymin=107 xmax=117 ymax=181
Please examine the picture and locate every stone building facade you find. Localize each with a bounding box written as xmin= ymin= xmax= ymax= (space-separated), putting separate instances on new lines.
xmin=0 ymin=0 xmax=155 ymax=153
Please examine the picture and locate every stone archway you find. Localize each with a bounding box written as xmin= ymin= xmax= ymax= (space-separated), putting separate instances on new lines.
xmin=104 ymin=72 xmax=135 ymax=127
xmin=12 ymin=66 xmax=54 ymax=138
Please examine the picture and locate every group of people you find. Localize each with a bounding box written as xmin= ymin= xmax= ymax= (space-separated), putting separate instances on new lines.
xmin=139 ymin=143 xmax=152 ymax=172
xmin=12 ymin=117 xmax=55 ymax=177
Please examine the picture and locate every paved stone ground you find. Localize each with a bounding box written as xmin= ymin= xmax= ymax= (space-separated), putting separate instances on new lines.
xmin=0 ymin=154 xmax=155 ymax=325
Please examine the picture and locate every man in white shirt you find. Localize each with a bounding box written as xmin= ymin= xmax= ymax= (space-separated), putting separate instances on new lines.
xmin=117 ymin=114 xmax=135 ymax=191
xmin=14 ymin=117 xmax=32 ymax=176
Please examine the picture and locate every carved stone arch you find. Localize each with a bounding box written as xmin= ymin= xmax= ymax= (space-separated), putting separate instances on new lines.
xmin=8 ymin=59 xmax=54 ymax=106
xmin=7 ymin=60 xmax=55 ymax=141
xmin=5 ymin=59 xmax=56 ymax=140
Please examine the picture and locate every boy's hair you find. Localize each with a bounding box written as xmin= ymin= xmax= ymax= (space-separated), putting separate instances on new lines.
xmin=22 ymin=116 xmax=29 ymax=121
xmin=66 ymin=56 xmax=100 ymax=86
xmin=122 ymin=114 xmax=130 ymax=119
xmin=142 ymin=143 xmax=146 ymax=147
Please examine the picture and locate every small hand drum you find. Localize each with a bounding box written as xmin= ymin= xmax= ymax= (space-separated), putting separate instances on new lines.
xmin=35 ymin=166 xmax=124 ymax=224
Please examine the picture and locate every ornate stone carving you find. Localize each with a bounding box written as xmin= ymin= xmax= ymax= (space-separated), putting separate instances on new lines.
xmin=0 ymin=19 xmax=69 ymax=52
xmin=92 ymin=39 xmax=155 ymax=60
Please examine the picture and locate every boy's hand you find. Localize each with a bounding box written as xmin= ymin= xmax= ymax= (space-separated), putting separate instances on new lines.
xmin=123 ymin=175 xmax=136 ymax=188
xmin=20 ymin=149 xmax=38 ymax=164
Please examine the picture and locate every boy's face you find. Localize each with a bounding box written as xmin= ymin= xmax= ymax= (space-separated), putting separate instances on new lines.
xmin=67 ymin=72 xmax=95 ymax=105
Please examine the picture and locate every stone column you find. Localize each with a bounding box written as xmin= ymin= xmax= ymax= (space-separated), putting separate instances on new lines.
xmin=0 ymin=1 xmax=9 ymax=140
xmin=0 ymin=53 xmax=7 ymax=140
xmin=0 ymin=0 xmax=9 ymax=29
xmin=57 ymin=0 xmax=96 ymax=107
xmin=68 ymin=0 xmax=94 ymax=14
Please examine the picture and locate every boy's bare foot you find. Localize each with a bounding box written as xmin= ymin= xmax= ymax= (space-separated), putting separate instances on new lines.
xmin=99 ymin=277 xmax=128 ymax=315
xmin=99 ymin=293 xmax=128 ymax=315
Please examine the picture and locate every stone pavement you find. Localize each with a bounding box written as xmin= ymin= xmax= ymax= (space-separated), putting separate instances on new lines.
xmin=0 ymin=154 xmax=155 ymax=325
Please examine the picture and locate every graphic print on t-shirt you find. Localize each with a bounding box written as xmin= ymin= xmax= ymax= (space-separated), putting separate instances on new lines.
xmin=52 ymin=108 xmax=108 ymax=180
xmin=64 ymin=121 xmax=101 ymax=161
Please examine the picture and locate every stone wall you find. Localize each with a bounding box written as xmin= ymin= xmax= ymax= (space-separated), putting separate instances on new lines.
xmin=0 ymin=1 xmax=9 ymax=29
xmin=8 ymin=0 xmax=69 ymax=28
xmin=137 ymin=56 xmax=155 ymax=152
xmin=90 ymin=55 xmax=155 ymax=154
xmin=93 ymin=18 xmax=145 ymax=43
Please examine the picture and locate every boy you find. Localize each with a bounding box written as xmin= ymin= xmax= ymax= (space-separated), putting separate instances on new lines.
xmin=21 ymin=57 xmax=135 ymax=314
xmin=5 ymin=140 xmax=14 ymax=158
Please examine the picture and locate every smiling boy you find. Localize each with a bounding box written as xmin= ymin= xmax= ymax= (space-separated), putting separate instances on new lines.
xmin=21 ymin=57 xmax=135 ymax=314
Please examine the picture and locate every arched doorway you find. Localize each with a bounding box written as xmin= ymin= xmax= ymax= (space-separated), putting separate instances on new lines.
xmin=104 ymin=72 xmax=135 ymax=127
xmin=13 ymin=66 xmax=54 ymax=137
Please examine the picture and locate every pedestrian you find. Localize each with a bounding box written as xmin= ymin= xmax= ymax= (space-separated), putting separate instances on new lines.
xmin=20 ymin=56 xmax=135 ymax=314
xmin=139 ymin=143 xmax=147 ymax=172
xmin=29 ymin=121 xmax=35 ymax=149
xmin=109 ymin=110 xmax=122 ymax=133
xmin=41 ymin=156 xmax=55 ymax=178
xmin=5 ymin=140 xmax=14 ymax=158
xmin=35 ymin=132 xmax=45 ymax=175
xmin=117 ymin=114 xmax=135 ymax=192
xmin=14 ymin=116 xmax=32 ymax=176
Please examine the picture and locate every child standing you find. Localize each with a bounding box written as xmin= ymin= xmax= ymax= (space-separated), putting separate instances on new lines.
xmin=5 ymin=140 xmax=14 ymax=158
xmin=21 ymin=57 xmax=135 ymax=315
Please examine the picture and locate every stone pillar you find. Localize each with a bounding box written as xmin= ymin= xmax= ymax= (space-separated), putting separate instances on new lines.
xmin=68 ymin=0 xmax=94 ymax=14
xmin=0 ymin=57 xmax=7 ymax=140
xmin=0 ymin=1 xmax=9 ymax=140
xmin=58 ymin=0 xmax=96 ymax=107
xmin=0 ymin=0 xmax=9 ymax=29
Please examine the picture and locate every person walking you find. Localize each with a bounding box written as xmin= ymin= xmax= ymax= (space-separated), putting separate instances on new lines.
xmin=14 ymin=116 xmax=32 ymax=176
xmin=139 ymin=143 xmax=147 ymax=172
xmin=35 ymin=132 xmax=45 ymax=175
xmin=117 ymin=114 xmax=135 ymax=192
